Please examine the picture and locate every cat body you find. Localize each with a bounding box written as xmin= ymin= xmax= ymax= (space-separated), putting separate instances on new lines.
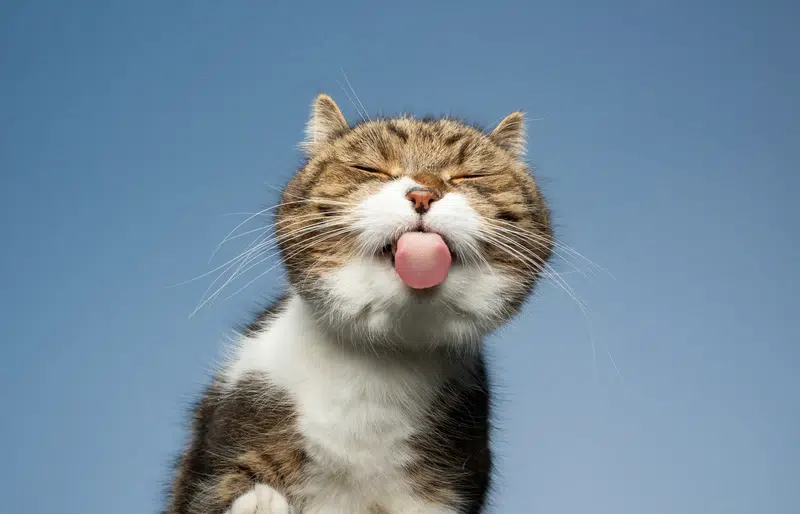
xmin=164 ymin=95 xmax=553 ymax=514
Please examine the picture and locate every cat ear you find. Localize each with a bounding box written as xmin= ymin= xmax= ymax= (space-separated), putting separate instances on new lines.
xmin=302 ymin=94 xmax=349 ymax=155
xmin=489 ymin=111 xmax=526 ymax=159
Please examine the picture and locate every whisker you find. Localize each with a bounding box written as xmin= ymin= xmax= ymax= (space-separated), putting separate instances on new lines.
xmin=207 ymin=199 xmax=343 ymax=263
xmin=481 ymin=230 xmax=592 ymax=314
xmin=221 ymin=211 xmax=273 ymax=217
xmin=482 ymin=222 xmax=592 ymax=281
xmin=194 ymin=232 xmax=282 ymax=310
xmin=485 ymin=217 xmax=611 ymax=277
xmin=479 ymin=228 xmax=621 ymax=379
xmin=479 ymin=229 xmax=589 ymax=315
xmin=177 ymin=212 xmax=350 ymax=291
xmin=169 ymin=241 xmax=266 ymax=288
xmin=336 ymin=80 xmax=366 ymax=123
xmin=219 ymin=226 xmax=359 ymax=303
xmin=341 ymin=68 xmax=370 ymax=122
xmin=210 ymin=225 xmax=271 ymax=250
xmin=193 ymin=219 xmax=357 ymax=310
xmin=189 ymin=218 xmax=354 ymax=315
xmin=225 ymin=220 xmax=355 ymax=280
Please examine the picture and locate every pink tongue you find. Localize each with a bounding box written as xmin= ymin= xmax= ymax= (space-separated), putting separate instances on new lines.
xmin=394 ymin=232 xmax=452 ymax=289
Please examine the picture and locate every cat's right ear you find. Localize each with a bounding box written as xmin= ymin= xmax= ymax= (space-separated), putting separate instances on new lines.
xmin=489 ymin=111 xmax=526 ymax=159
xmin=301 ymin=94 xmax=349 ymax=155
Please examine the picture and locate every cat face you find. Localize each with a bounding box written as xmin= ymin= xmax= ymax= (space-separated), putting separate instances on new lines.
xmin=276 ymin=95 xmax=552 ymax=349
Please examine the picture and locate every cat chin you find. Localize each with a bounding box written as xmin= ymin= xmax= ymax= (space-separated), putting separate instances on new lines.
xmin=307 ymin=256 xmax=518 ymax=350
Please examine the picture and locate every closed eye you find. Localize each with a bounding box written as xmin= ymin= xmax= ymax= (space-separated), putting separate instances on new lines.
xmin=450 ymin=174 xmax=489 ymax=184
xmin=351 ymin=165 xmax=392 ymax=177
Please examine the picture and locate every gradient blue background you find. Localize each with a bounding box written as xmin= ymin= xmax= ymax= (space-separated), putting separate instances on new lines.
xmin=1 ymin=1 xmax=797 ymax=512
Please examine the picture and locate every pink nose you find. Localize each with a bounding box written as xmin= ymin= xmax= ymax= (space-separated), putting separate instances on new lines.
xmin=405 ymin=188 xmax=440 ymax=214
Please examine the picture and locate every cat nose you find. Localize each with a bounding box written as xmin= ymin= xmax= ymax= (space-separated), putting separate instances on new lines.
xmin=406 ymin=188 xmax=440 ymax=214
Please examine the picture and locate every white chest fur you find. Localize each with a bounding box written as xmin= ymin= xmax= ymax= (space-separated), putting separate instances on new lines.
xmin=223 ymin=295 xmax=459 ymax=513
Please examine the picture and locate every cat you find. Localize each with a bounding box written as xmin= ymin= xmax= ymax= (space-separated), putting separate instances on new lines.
xmin=163 ymin=94 xmax=553 ymax=514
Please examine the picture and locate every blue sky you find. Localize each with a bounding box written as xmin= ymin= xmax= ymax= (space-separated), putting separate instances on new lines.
xmin=1 ymin=1 xmax=797 ymax=513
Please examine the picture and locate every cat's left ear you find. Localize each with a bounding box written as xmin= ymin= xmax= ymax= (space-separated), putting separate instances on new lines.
xmin=489 ymin=111 xmax=526 ymax=159
xmin=302 ymin=94 xmax=350 ymax=155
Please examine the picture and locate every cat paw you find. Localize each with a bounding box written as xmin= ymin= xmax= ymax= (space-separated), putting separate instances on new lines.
xmin=225 ymin=484 xmax=292 ymax=514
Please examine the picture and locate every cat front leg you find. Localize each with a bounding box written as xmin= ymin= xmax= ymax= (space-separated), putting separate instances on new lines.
xmin=225 ymin=484 xmax=295 ymax=514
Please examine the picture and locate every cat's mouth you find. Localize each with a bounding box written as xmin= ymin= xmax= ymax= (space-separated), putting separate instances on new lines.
xmin=376 ymin=230 xmax=456 ymax=290
xmin=378 ymin=230 xmax=457 ymax=264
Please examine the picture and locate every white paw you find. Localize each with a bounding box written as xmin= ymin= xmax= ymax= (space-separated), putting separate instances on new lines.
xmin=225 ymin=483 xmax=292 ymax=514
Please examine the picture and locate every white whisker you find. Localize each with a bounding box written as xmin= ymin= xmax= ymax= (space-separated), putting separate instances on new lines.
xmin=207 ymin=199 xmax=340 ymax=263
xmin=486 ymin=217 xmax=612 ymax=278
xmin=341 ymin=68 xmax=370 ymax=122
xmin=479 ymin=224 xmax=622 ymax=379
xmin=220 ymin=225 xmax=358 ymax=303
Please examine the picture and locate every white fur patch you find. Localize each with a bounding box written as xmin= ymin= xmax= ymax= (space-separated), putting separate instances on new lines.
xmin=224 ymin=296 xmax=461 ymax=513
xmin=226 ymin=483 xmax=292 ymax=514
xmin=321 ymin=257 xmax=514 ymax=346
xmin=352 ymin=176 xmax=420 ymax=251
xmin=220 ymin=178 xmax=507 ymax=513
xmin=321 ymin=176 xmax=517 ymax=345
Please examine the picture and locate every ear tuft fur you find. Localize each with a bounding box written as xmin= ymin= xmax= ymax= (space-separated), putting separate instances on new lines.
xmin=489 ymin=111 xmax=526 ymax=158
xmin=301 ymin=94 xmax=349 ymax=155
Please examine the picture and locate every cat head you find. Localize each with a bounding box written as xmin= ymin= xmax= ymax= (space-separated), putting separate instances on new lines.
xmin=276 ymin=94 xmax=553 ymax=350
